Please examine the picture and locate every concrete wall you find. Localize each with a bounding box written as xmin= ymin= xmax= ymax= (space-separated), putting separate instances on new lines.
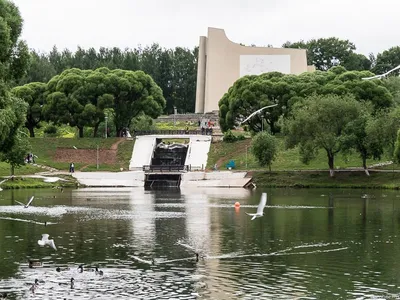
xmin=73 ymin=171 xmax=145 ymax=187
xmin=129 ymin=136 xmax=156 ymax=170
xmin=129 ymin=135 xmax=211 ymax=171
xmin=195 ymin=27 xmax=314 ymax=113
xmin=184 ymin=135 xmax=212 ymax=170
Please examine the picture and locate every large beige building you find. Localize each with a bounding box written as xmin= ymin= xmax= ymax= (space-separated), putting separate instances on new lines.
xmin=195 ymin=27 xmax=315 ymax=113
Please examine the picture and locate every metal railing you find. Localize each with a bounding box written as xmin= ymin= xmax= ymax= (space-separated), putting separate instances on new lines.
xmin=142 ymin=165 xmax=190 ymax=172
xmin=134 ymin=129 xmax=213 ymax=136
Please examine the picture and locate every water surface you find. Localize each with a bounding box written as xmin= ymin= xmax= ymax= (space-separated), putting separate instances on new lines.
xmin=0 ymin=187 xmax=399 ymax=299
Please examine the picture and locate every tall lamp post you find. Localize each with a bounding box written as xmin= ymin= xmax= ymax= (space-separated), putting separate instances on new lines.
xmin=173 ymin=106 xmax=177 ymax=127
xmin=261 ymin=115 xmax=265 ymax=132
xmin=246 ymin=145 xmax=248 ymax=169
xmin=105 ymin=115 xmax=108 ymax=139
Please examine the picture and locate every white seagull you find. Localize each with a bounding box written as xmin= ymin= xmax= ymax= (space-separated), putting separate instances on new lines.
xmin=239 ymin=104 xmax=278 ymax=125
xmin=362 ymin=64 xmax=400 ymax=80
xmin=246 ymin=193 xmax=267 ymax=220
xmin=38 ymin=234 xmax=57 ymax=250
xmin=15 ymin=196 xmax=35 ymax=208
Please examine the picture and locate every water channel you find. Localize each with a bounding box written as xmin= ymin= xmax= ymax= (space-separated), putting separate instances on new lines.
xmin=0 ymin=187 xmax=399 ymax=299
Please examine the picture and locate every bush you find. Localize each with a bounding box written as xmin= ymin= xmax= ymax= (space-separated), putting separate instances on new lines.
xmin=43 ymin=125 xmax=58 ymax=137
xmin=236 ymin=134 xmax=246 ymax=141
xmin=251 ymin=132 xmax=278 ymax=171
xmin=130 ymin=114 xmax=155 ymax=132
xmin=223 ymin=130 xmax=237 ymax=143
xmin=223 ymin=130 xmax=246 ymax=143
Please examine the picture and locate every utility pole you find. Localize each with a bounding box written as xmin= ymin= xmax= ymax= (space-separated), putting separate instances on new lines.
xmin=105 ymin=116 xmax=108 ymax=138
xmin=96 ymin=145 xmax=99 ymax=170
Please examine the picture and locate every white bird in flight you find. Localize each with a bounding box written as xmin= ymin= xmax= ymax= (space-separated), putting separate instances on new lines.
xmin=239 ymin=104 xmax=278 ymax=125
xmin=38 ymin=234 xmax=57 ymax=250
xmin=362 ymin=64 xmax=400 ymax=80
xmin=246 ymin=193 xmax=267 ymax=220
xmin=15 ymin=196 xmax=35 ymax=208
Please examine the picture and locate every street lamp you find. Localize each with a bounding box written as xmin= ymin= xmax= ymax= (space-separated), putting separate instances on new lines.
xmin=105 ymin=115 xmax=108 ymax=139
xmin=173 ymin=106 xmax=177 ymax=127
xmin=261 ymin=115 xmax=265 ymax=132
xmin=246 ymin=145 xmax=248 ymax=169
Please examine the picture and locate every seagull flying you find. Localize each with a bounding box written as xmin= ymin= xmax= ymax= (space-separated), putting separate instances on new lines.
xmin=38 ymin=234 xmax=57 ymax=250
xmin=362 ymin=64 xmax=400 ymax=80
xmin=15 ymin=196 xmax=35 ymax=208
xmin=246 ymin=193 xmax=267 ymax=220
xmin=239 ymin=104 xmax=278 ymax=125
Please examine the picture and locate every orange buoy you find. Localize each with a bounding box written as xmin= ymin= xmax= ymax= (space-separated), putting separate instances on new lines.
xmin=234 ymin=202 xmax=240 ymax=207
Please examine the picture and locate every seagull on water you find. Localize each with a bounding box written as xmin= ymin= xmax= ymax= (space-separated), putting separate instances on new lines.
xmin=38 ymin=234 xmax=57 ymax=250
xmin=15 ymin=196 xmax=35 ymax=208
xmin=246 ymin=193 xmax=267 ymax=220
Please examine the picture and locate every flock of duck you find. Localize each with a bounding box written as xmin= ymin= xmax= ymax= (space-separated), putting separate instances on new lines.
xmin=26 ymin=262 xmax=104 ymax=296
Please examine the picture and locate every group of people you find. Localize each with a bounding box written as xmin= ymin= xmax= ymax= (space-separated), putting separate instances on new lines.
xmin=25 ymin=153 xmax=35 ymax=164
xmin=199 ymin=119 xmax=214 ymax=135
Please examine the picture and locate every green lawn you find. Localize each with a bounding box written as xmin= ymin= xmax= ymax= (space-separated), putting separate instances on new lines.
xmin=0 ymin=137 xmax=135 ymax=176
xmin=253 ymin=171 xmax=400 ymax=189
xmin=207 ymin=137 xmax=399 ymax=171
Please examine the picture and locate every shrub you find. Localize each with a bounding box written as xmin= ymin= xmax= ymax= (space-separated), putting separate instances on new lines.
xmin=43 ymin=125 xmax=58 ymax=137
xmin=223 ymin=130 xmax=237 ymax=143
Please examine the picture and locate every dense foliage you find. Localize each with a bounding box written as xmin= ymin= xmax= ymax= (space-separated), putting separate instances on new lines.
xmin=0 ymin=0 xmax=30 ymax=162
xmin=18 ymin=45 xmax=197 ymax=114
xmin=251 ymin=132 xmax=278 ymax=171
xmin=219 ymin=67 xmax=393 ymax=134
xmin=43 ymin=67 xmax=165 ymax=137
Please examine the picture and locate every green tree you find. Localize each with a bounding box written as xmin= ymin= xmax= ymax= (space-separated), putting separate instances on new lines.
xmin=251 ymin=132 xmax=278 ymax=171
xmin=284 ymin=94 xmax=362 ymax=177
xmin=394 ymin=129 xmax=400 ymax=163
xmin=382 ymin=76 xmax=400 ymax=105
xmin=19 ymin=50 xmax=56 ymax=84
xmin=219 ymin=72 xmax=295 ymax=134
xmin=130 ymin=113 xmax=155 ymax=132
xmin=283 ymin=37 xmax=370 ymax=71
xmin=373 ymin=46 xmax=400 ymax=76
xmin=0 ymin=0 xmax=30 ymax=154
xmin=171 ymin=47 xmax=198 ymax=113
xmin=342 ymin=107 xmax=385 ymax=175
xmin=21 ymin=44 xmax=199 ymax=113
xmin=44 ymin=68 xmax=92 ymax=137
xmin=0 ymin=132 xmax=31 ymax=176
xmin=107 ymin=69 xmax=165 ymax=136
xmin=219 ymin=68 xmax=391 ymax=134
xmin=12 ymin=82 xmax=47 ymax=137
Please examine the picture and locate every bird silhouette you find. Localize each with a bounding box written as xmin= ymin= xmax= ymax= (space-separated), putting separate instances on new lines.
xmin=29 ymin=279 xmax=39 ymax=294
xmin=95 ymin=266 xmax=103 ymax=276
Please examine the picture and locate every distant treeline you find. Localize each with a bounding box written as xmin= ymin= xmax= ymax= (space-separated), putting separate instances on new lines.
xmin=18 ymin=39 xmax=400 ymax=114
xmin=19 ymin=45 xmax=198 ymax=114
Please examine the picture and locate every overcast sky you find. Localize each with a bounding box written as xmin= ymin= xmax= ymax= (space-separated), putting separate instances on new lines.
xmin=12 ymin=0 xmax=400 ymax=56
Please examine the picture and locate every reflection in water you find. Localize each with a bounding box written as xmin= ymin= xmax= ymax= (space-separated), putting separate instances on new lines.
xmin=0 ymin=188 xmax=400 ymax=299
xmin=129 ymin=190 xmax=156 ymax=252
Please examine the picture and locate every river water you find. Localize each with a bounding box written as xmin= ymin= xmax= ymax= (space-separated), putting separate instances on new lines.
xmin=0 ymin=187 xmax=399 ymax=299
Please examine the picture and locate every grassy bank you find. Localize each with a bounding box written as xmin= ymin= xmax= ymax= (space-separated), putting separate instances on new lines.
xmin=1 ymin=176 xmax=78 ymax=190
xmin=207 ymin=137 xmax=398 ymax=171
xmin=252 ymin=171 xmax=400 ymax=189
xmin=0 ymin=137 xmax=134 ymax=176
